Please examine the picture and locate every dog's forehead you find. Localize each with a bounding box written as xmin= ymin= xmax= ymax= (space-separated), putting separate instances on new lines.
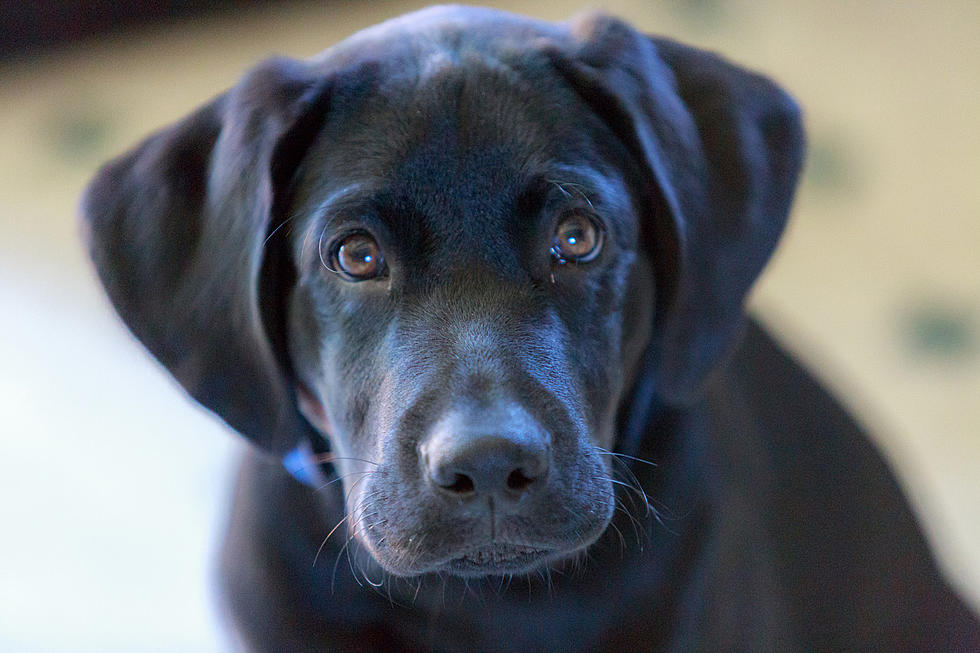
xmin=298 ymin=4 xmax=595 ymax=184
xmin=293 ymin=29 xmax=624 ymax=268
xmin=308 ymin=17 xmax=588 ymax=177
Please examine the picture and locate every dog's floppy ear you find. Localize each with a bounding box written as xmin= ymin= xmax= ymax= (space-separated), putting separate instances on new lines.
xmin=551 ymin=14 xmax=806 ymax=404
xmin=81 ymin=58 xmax=330 ymax=454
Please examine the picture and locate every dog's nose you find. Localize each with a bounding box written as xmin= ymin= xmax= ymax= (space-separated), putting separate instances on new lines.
xmin=426 ymin=435 xmax=548 ymax=498
xmin=422 ymin=406 xmax=549 ymax=500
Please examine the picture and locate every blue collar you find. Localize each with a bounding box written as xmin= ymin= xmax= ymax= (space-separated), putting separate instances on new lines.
xmin=283 ymin=440 xmax=320 ymax=486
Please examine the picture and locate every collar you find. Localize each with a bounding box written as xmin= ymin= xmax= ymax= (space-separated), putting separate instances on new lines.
xmin=282 ymin=441 xmax=317 ymax=486
xmin=283 ymin=432 xmax=333 ymax=487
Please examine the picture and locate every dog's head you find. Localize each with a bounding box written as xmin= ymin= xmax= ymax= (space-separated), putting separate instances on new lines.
xmin=82 ymin=7 xmax=803 ymax=577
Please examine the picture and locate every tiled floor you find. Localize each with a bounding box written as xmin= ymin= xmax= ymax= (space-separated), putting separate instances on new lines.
xmin=1 ymin=1 xmax=977 ymax=650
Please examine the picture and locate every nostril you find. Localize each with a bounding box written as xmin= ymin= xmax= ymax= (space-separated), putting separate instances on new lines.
xmin=444 ymin=472 xmax=475 ymax=494
xmin=506 ymin=468 xmax=535 ymax=492
xmin=423 ymin=412 xmax=550 ymax=499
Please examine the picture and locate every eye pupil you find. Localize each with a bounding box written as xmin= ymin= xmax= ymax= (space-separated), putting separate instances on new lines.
xmin=331 ymin=233 xmax=385 ymax=280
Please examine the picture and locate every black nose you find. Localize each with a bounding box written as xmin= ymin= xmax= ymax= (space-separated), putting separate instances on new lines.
xmin=423 ymin=407 xmax=549 ymax=501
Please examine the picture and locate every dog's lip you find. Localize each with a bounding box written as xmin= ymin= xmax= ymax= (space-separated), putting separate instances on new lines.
xmin=436 ymin=542 xmax=554 ymax=575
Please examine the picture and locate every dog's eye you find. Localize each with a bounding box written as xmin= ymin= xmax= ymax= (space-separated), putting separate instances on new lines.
xmin=551 ymin=213 xmax=603 ymax=264
xmin=328 ymin=232 xmax=386 ymax=281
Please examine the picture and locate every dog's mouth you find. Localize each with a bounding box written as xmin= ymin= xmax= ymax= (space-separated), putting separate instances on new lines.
xmin=359 ymin=520 xmax=581 ymax=577
xmin=346 ymin=438 xmax=617 ymax=578
xmin=441 ymin=543 xmax=554 ymax=576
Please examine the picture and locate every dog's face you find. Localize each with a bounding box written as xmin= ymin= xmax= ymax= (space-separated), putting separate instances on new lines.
xmin=286 ymin=58 xmax=653 ymax=574
xmin=82 ymin=7 xmax=803 ymax=578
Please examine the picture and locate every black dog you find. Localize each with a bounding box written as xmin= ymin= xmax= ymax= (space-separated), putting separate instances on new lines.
xmin=82 ymin=6 xmax=979 ymax=651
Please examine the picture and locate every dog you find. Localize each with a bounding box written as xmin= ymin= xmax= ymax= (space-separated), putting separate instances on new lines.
xmin=81 ymin=6 xmax=979 ymax=651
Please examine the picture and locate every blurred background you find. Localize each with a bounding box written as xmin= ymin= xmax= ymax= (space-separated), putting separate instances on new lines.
xmin=0 ymin=1 xmax=977 ymax=651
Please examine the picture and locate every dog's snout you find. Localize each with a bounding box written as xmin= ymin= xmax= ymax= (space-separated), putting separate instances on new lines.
xmin=421 ymin=404 xmax=550 ymax=501
xmin=426 ymin=433 xmax=548 ymax=499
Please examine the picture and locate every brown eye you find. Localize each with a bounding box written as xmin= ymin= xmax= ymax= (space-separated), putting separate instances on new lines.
xmin=551 ymin=213 xmax=602 ymax=263
xmin=329 ymin=232 xmax=386 ymax=281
